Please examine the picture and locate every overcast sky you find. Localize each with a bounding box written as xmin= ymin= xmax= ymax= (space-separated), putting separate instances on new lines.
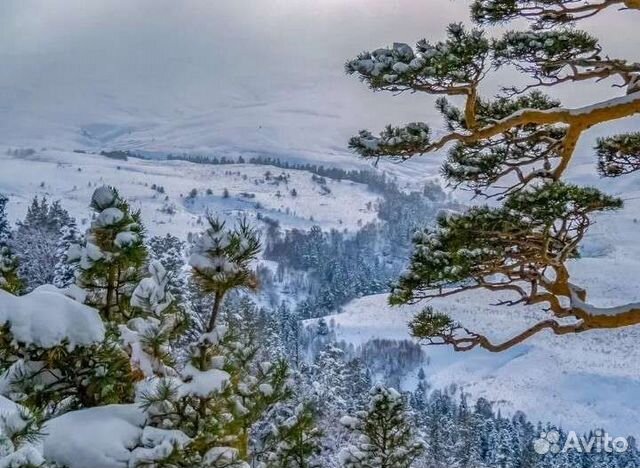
xmin=0 ymin=0 xmax=637 ymax=165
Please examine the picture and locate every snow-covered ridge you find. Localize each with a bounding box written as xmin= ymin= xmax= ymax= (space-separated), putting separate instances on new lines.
xmin=0 ymin=148 xmax=380 ymax=239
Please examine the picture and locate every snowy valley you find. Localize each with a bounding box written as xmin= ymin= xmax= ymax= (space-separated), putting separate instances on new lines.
xmin=2 ymin=0 xmax=640 ymax=466
xmin=3 ymin=143 xmax=640 ymax=445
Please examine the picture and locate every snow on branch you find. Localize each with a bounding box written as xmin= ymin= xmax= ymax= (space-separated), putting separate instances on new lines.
xmin=348 ymin=123 xmax=431 ymax=161
xmin=494 ymin=29 xmax=640 ymax=95
xmin=0 ymin=285 xmax=104 ymax=349
xmin=411 ymin=309 xmax=587 ymax=352
xmin=471 ymin=0 xmax=631 ymax=28
xmin=345 ymin=23 xmax=489 ymax=95
xmin=597 ymin=132 xmax=640 ymax=177
xmin=350 ymin=0 xmax=640 ymax=353
xmin=353 ymin=92 xmax=640 ymax=187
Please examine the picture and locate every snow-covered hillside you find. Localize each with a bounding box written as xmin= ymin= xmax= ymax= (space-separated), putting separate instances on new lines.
xmin=300 ymin=143 xmax=640 ymax=438
xmin=4 ymin=145 xmax=640 ymax=441
xmin=317 ymin=189 xmax=640 ymax=439
xmin=322 ymin=289 xmax=640 ymax=438
xmin=0 ymin=148 xmax=379 ymax=238
xmin=4 ymin=137 xmax=640 ymax=443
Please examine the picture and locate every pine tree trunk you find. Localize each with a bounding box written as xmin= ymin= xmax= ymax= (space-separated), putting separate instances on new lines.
xmin=104 ymin=265 xmax=116 ymax=321
xmin=238 ymin=428 xmax=249 ymax=461
xmin=207 ymin=291 xmax=223 ymax=333
xmin=198 ymin=291 xmax=224 ymax=371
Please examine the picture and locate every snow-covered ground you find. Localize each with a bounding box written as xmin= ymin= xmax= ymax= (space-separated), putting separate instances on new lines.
xmin=316 ymin=189 xmax=640 ymax=439
xmin=0 ymin=148 xmax=380 ymax=238
xmin=322 ymin=290 xmax=640 ymax=438
xmin=3 ymin=140 xmax=640 ymax=441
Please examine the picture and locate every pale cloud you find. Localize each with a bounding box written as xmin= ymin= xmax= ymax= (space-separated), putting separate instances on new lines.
xmin=0 ymin=0 xmax=636 ymax=165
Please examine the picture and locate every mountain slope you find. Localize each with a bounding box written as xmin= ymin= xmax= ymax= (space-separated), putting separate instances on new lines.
xmin=0 ymin=148 xmax=380 ymax=238
xmin=317 ymin=186 xmax=640 ymax=438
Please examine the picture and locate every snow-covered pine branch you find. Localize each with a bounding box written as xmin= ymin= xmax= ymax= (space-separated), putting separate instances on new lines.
xmin=69 ymin=186 xmax=147 ymax=324
xmin=471 ymin=0 xmax=636 ymax=28
xmin=347 ymin=0 xmax=640 ymax=350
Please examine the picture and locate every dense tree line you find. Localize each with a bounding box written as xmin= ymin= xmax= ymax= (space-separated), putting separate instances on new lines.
xmin=265 ymin=304 xmax=640 ymax=468
xmin=115 ymin=149 xmax=397 ymax=195
xmin=263 ymin=181 xmax=457 ymax=317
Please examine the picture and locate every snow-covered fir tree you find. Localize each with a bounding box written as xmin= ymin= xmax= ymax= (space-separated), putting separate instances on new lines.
xmin=423 ymin=389 xmax=457 ymax=467
xmin=188 ymin=216 xmax=260 ymax=331
xmin=0 ymin=405 xmax=48 ymax=467
xmin=119 ymin=259 xmax=187 ymax=380
xmin=276 ymin=301 xmax=304 ymax=367
xmin=0 ymin=194 xmax=8 ymax=245
xmin=138 ymin=216 xmax=302 ymax=466
xmin=11 ymin=197 xmax=75 ymax=292
xmin=308 ymin=344 xmax=351 ymax=418
xmin=0 ymin=245 xmax=20 ymax=295
xmin=52 ymin=220 xmax=81 ymax=288
xmin=148 ymin=233 xmax=188 ymax=302
xmin=0 ymin=284 xmax=133 ymax=418
xmin=0 ymin=194 xmax=133 ymax=422
xmin=256 ymin=402 xmax=322 ymax=468
xmin=452 ymin=395 xmax=486 ymax=468
xmin=69 ymin=186 xmax=147 ymax=324
xmin=339 ymin=385 xmax=424 ymax=468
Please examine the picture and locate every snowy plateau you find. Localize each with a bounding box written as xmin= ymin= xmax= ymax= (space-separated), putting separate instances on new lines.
xmin=0 ymin=148 xmax=380 ymax=238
